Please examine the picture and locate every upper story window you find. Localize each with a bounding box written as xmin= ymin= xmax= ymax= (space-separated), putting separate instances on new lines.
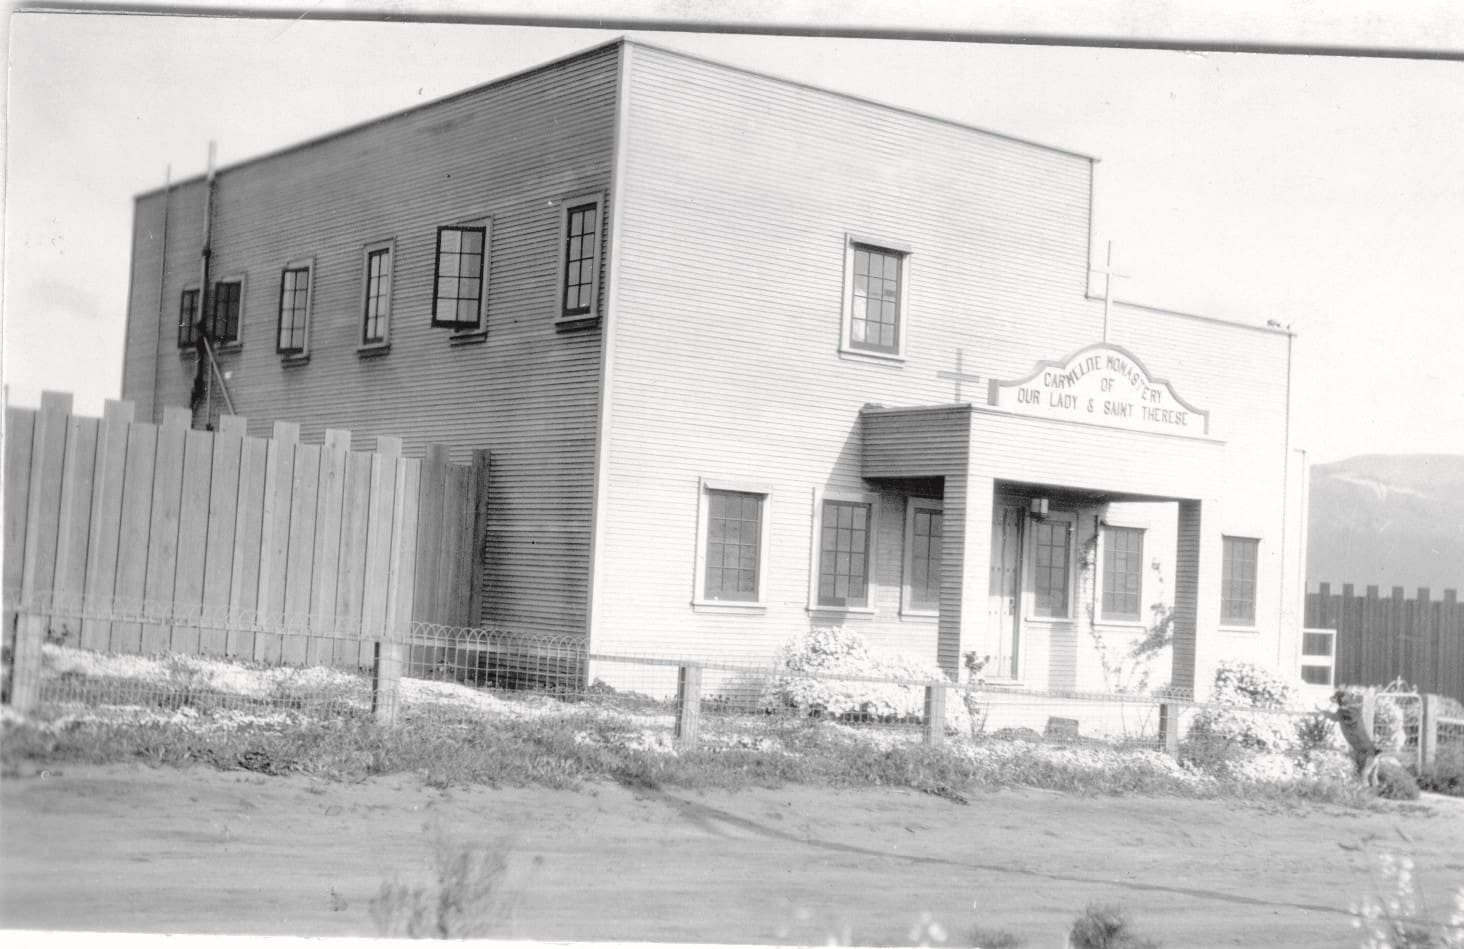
xmin=1100 ymin=525 xmax=1145 ymax=622
xmin=360 ymin=240 xmax=394 ymax=349
xmin=1031 ymin=515 xmax=1074 ymax=619
xmin=432 ymin=225 xmax=489 ymax=331
xmin=276 ymin=261 xmax=313 ymax=358
xmin=1221 ymin=536 xmax=1260 ymax=626
xmin=176 ymin=287 xmax=200 ymax=348
xmin=557 ymin=194 xmax=603 ymax=324
xmin=208 ymin=278 xmax=243 ymax=346
xmin=840 ymin=235 xmax=910 ymax=361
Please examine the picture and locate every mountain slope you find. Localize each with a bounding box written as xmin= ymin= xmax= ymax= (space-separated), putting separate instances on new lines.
xmin=1306 ymin=454 xmax=1464 ymax=592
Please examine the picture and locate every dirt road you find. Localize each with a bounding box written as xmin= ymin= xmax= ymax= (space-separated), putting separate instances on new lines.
xmin=3 ymin=764 xmax=1462 ymax=946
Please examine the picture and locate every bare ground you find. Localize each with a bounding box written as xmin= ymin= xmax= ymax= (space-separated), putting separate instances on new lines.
xmin=3 ymin=763 xmax=1463 ymax=946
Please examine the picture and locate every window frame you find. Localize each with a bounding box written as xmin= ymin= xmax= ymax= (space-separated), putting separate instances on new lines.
xmin=275 ymin=258 xmax=315 ymax=360
xmin=901 ymin=498 xmax=943 ymax=618
xmin=1027 ymin=511 xmax=1077 ymax=621
xmin=207 ymin=275 xmax=246 ymax=349
xmin=808 ymin=489 xmax=880 ymax=614
xmin=839 ymin=233 xmax=912 ymax=363
xmin=693 ymin=479 xmax=773 ymax=611
xmin=555 ymin=192 xmax=604 ymax=327
xmin=176 ymin=284 xmax=202 ymax=350
xmin=1220 ymin=535 xmax=1261 ymax=628
xmin=1300 ymin=629 xmax=1336 ymax=686
xmin=1098 ymin=524 xmax=1146 ymax=624
xmin=358 ymin=239 xmax=395 ymax=354
xmin=430 ymin=220 xmax=492 ymax=335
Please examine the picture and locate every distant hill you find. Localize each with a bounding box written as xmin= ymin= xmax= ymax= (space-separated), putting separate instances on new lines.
xmin=1307 ymin=454 xmax=1464 ymax=592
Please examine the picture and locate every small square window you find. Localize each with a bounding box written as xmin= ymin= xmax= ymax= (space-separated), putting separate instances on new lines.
xmin=1221 ymin=536 xmax=1259 ymax=626
xmin=1101 ymin=526 xmax=1145 ymax=622
xmin=432 ymin=225 xmax=489 ymax=330
xmin=841 ymin=235 xmax=910 ymax=360
xmin=276 ymin=262 xmax=313 ymax=357
xmin=360 ymin=240 xmax=394 ymax=348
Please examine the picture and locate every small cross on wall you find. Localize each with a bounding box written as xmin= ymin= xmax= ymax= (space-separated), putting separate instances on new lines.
xmin=937 ymin=349 xmax=982 ymax=402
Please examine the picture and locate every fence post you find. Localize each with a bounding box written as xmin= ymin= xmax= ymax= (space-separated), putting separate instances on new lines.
xmin=1159 ymin=702 xmax=1182 ymax=758
xmin=373 ymin=639 xmax=404 ymax=726
xmin=1419 ymin=694 xmax=1439 ymax=771
xmin=923 ymin=683 xmax=947 ymax=746
xmin=675 ymin=663 xmax=702 ymax=750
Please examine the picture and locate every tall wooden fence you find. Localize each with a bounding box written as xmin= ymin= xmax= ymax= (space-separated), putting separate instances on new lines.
xmin=3 ymin=392 xmax=487 ymax=705
xmin=1306 ymin=582 xmax=1463 ymax=702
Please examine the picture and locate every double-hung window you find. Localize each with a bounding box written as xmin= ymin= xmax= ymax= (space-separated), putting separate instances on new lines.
xmin=695 ymin=481 xmax=771 ymax=607
xmin=557 ymin=194 xmax=603 ymax=324
xmin=360 ymin=240 xmax=394 ymax=349
xmin=207 ymin=278 xmax=243 ymax=346
xmin=177 ymin=287 xmax=201 ymax=348
xmin=1031 ymin=515 xmax=1074 ymax=619
xmin=1100 ymin=526 xmax=1145 ymax=622
xmin=903 ymin=500 xmax=943 ymax=615
xmin=432 ymin=225 xmax=489 ymax=331
xmin=1220 ymin=536 xmax=1260 ymax=626
xmin=276 ymin=261 xmax=313 ymax=357
xmin=813 ymin=493 xmax=878 ymax=611
xmin=841 ymin=235 xmax=910 ymax=360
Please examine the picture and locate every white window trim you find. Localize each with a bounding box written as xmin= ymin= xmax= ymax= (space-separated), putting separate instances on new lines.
xmin=1025 ymin=511 xmax=1078 ymax=622
xmin=555 ymin=192 xmax=605 ymax=327
xmin=1096 ymin=523 xmax=1147 ymax=626
xmin=901 ymin=498 xmax=943 ymax=619
xmin=838 ymin=232 xmax=912 ymax=364
xmin=276 ymin=257 xmax=315 ymax=361
xmin=358 ymin=238 xmax=395 ymax=354
xmin=693 ymin=478 xmax=774 ymax=612
xmin=1299 ymin=628 xmax=1336 ymax=687
xmin=212 ymin=273 xmax=247 ymax=351
xmin=432 ymin=217 xmax=493 ymax=338
xmin=808 ymin=488 xmax=881 ymax=615
xmin=1219 ymin=534 xmax=1262 ymax=630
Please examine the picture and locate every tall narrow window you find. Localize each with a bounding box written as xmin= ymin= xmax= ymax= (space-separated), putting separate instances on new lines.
xmin=850 ymin=245 xmax=902 ymax=353
xmin=276 ymin=263 xmax=312 ymax=356
xmin=1101 ymin=526 xmax=1145 ymax=621
xmin=703 ymin=489 xmax=764 ymax=603
xmin=557 ymin=195 xmax=603 ymax=323
xmin=432 ymin=226 xmax=487 ymax=329
xmin=207 ymin=279 xmax=243 ymax=345
xmin=361 ymin=242 xmax=393 ymax=347
xmin=1221 ymin=536 xmax=1259 ymax=625
xmin=904 ymin=501 xmax=943 ymax=614
xmin=177 ymin=287 xmax=200 ymax=348
xmin=1031 ymin=518 xmax=1073 ymax=618
xmin=818 ymin=499 xmax=873 ymax=609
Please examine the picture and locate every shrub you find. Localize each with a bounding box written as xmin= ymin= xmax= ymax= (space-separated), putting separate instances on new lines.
xmin=1417 ymin=743 xmax=1464 ymax=798
xmin=1295 ymin=711 xmax=1338 ymax=753
xmin=1186 ymin=661 xmax=1301 ymax=755
xmin=1067 ymin=903 xmax=1161 ymax=949
xmin=764 ymin=627 xmax=972 ymax=735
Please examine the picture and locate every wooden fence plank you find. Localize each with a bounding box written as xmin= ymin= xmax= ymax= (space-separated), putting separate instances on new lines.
xmin=111 ymin=422 xmax=158 ymax=654
xmin=334 ymin=451 xmax=372 ymax=668
xmin=226 ymin=437 xmax=268 ymax=659
xmin=3 ymin=407 xmax=37 ymax=659
xmin=52 ymin=415 xmax=99 ymax=648
xmin=170 ymin=427 xmax=214 ymax=655
xmin=413 ymin=446 xmax=449 ymax=627
xmin=282 ymin=444 xmax=321 ymax=666
xmin=140 ymin=409 xmax=188 ymax=654
xmin=253 ymin=422 xmax=299 ymax=663
xmin=361 ymin=441 xmax=399 ymax=664
xmin=387 ymin=458 xmax=421 ymax=641
xmin=80 ymin=400 xmax=134 ymax=651
xmin=443 ymin=464 xmax=474 ymax=629
xmin=11 ymin=393 xmax=71 ymax=711
xmin=308 ymin=429 xmax=350 ymax=666
xmin=199 ymin=418 xmax=245 ymax=656
xmin=466 ymin=450 xmax=491 ymax=629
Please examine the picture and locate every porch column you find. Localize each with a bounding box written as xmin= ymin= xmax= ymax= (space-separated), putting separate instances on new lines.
xmin=1170 ymin=499 xmax=1221 ymax=698
xmin=938 ymin=471 xmax=994 ymax=678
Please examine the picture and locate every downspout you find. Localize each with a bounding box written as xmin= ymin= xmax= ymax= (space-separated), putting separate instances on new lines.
xmin=1277 ymin=330 xmax=1295 ymax=671
xmin=150 ymin=165 xmax=172 ymax=422
xmin=190 ymin=142 xmax=217 ymax=426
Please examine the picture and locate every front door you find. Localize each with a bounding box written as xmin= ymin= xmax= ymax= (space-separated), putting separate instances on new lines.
xmin=987 ymin=505 xmax=1023 ymax=679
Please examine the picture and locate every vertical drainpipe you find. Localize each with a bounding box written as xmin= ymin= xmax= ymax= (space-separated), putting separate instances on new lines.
xmin=195 ymin=142 xmax=218 ymax=424
xmin=150 ymin=164 xmax=172 ymax=422
xmin=1277 ymin=329 xmax=1295 ymax=671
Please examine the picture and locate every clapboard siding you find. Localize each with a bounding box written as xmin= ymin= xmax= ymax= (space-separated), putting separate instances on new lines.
xmin=121 ymin=43 xmax=622 ymax=638
xmin=592 ymin=42 xmax=1299 ymax=675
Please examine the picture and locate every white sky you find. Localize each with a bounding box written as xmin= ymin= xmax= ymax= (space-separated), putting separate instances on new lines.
xmin=4 ymin=4 xmax=1463 ymax=466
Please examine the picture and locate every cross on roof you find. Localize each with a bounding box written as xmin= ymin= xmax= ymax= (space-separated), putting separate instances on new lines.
xmin=937 ymin=349 xmax=982 ymax=402
xmin=1090 ymin=240 xmax=1130 ymax=342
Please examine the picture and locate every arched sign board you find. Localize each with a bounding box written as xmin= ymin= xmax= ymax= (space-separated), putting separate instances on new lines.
xmin=987 ymin=343 xmax=1209 ymax=437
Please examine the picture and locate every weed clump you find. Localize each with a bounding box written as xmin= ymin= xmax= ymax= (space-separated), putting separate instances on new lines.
xmin=371 ymin=839 xmax=509 ymax=938
xmin=1067 ymin=903 xmax=1161 ymax=949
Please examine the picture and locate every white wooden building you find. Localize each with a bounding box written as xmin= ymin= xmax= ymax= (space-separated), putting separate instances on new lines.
xmin=122 ymin=39 xmax=1309 ymax=698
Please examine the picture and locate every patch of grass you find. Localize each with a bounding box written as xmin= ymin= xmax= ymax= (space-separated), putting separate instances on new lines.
xmin=1068 ymin=903 xmax=1161 ymax=949
xmin=1416 ymin=744 xmax=1464 ymax=798
xmin=967 ymin=924 xmax=1025 ymax=947
xmin=371 ymin=838 xmax=510 ymax=938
